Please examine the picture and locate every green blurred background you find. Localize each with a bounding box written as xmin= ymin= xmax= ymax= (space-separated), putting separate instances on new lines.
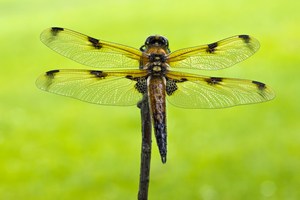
xmin=1 ymin=0 xmax=299 ymax=199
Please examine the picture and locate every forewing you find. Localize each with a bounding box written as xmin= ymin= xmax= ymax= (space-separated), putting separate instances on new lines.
xmin=168 ymin=35 xmax=260 ymax=70
xmin=40 ymin=27 xmax=142 ymax=69
xmin=36 ymin=69 xmax=147 ymax=106
xmin=166 ymin=71 xmax=275 ymax=108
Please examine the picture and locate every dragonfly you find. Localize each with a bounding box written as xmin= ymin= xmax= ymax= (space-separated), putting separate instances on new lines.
xmin=36 ymin=27 xmax=275 ymax=163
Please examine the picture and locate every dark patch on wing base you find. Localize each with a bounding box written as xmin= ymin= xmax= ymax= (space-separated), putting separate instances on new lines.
xmin=252 ymin=80 xmax=266 ymax=90
xmin=166 ymin=79 xmax=178 ymax=95
xmin=46 ymin=69 xmax=60 ymax=78
xmin=125 ymin=75 xmax=147 ymax=94
xmin=239 ymin=35 xmax=250 ymax=43
xmin=135 ymin=77 xmax=147 ymax=94
xmin=90 ymin=70 xmax=107 ymax=78
xmin=166 ymin=77 xmax=187 ymax=96
xmin=206 ymin=42 xmax=218 ymax=53
xmin=88 ymin=36 xmax=102 ymax=49
xmin=205 ymin=77 xmax=223 ymax=85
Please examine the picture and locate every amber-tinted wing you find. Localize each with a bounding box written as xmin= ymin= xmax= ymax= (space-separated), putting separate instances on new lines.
xmin=166 ymin=71 xmax=275 ymax=108
xmin=168 ymin=35 xmax=260 ymax=70
xmin=36 ymin=69 xmax=147 ymax=105
xmin=40 ymin=27 xmax=142 ymax=69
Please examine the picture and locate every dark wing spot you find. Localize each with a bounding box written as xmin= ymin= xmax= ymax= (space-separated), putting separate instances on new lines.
xmin=206 ymin=42 xmax=218 ymax=53
xmin=88 ymin=36 xmax=102 ymax=49
xmin=252 ymin=80 xmax=266 ymax=90
xmin=50 ymin=27 xmax=64 ymax=36
xmin=180 ymin=78 xmax=188 ymax=82
xmin=46 ymin=69 xmax=60 ymax=78
xmin=90 ymin=70 xmax=107 ymax=78
xmin=205 ymin=77 xmax=223 ymax=85
xmin=239 ymin=35 xmax=250 ymax=43
xmin=125 ymin=75 xmax=134 ymax=80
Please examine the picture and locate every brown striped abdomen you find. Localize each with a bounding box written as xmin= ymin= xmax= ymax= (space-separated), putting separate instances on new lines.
xmin=147 ymin=75 xmax=167 ymax=163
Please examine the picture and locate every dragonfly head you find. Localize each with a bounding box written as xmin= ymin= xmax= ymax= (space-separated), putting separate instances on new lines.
xmin=140 ymin=35 xmax=170 ymax=53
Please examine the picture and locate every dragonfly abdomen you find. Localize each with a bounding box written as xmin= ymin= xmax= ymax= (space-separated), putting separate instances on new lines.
xmin=147 ymin=76 xmax=167 ymax=163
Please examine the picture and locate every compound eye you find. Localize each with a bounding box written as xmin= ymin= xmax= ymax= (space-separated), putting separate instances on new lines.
xmin=144 ymin=35 xmax=169 ymax=47
xmin=144 ymin=36 xmax=154 ymax=45
xmin=150 ymin=37 xmax=159 ymax=45
xmin=160 ymin=37 xmax=168 ymax=46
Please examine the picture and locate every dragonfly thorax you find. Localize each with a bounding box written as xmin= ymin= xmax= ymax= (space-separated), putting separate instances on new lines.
xmin=144 ymin=53 xmax=168 ymax=74
xmin=149 ymin=53 xmax=167 ymax=63
xmin=147 ymin=63 xmax=169 ymax=75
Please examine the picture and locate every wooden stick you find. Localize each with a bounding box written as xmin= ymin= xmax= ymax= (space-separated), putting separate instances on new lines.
xmin=137 ymin=94 xmax=152 ymax=200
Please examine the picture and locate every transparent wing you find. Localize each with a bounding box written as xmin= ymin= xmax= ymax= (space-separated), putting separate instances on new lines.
xmin=40 ymin=27 xmax=142 ymax=69
xmin=166 ymin=71 xmax=275 ymax=108
xmin=168 ymin=35 xmax=260 ymax=70
xmin=36 ymin=69 xmax=147 ymax=106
